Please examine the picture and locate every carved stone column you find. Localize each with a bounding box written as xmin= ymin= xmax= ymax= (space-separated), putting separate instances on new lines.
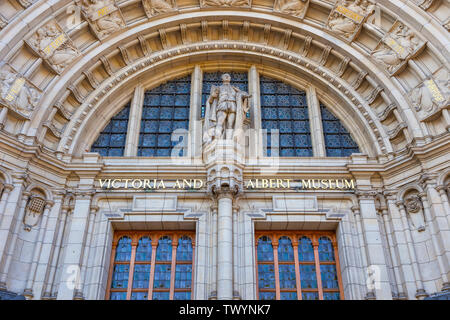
xmin=0 ymin=184 xmax=14 ymax=220
xmin=124 ymin=85 xmax=144 ymax=156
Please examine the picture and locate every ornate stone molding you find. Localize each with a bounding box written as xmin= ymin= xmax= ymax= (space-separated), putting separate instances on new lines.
xmin=200 ymin=0 xmax=251 ymax=8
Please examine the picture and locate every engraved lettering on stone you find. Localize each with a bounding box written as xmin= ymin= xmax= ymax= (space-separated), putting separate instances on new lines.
xmin=80 ymin=0 xmax=125 ymax=39
xmin=274 ymin=0 xmax=309 ymax=19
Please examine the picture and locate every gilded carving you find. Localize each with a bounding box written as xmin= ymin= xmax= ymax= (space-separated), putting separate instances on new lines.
xmin=371 ymin=22 xmax=425 ymax=75
xmin=0 ymin=63 xmax=41 ymax=119
xmin=325 ymin=0 xmax=375 ymax=42
xmin=200 ymin=0 xmax=251 ymax=8
xmin=410 ymin=72 xmax=449 ymax=121
xmin=142 ymin=0 xmax=177 ymax=17
xmin=80 ymin=0 xmax=125 ymax=40
xmin=26 ymin=20 xmax=80 ymax=74
xmin=274 ymin=0 xmax=309 ymax=19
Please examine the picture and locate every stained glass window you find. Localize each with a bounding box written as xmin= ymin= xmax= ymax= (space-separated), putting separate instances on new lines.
xmin=138 ymin=76 xmax=191 ymax=157
xmin=108 ymin=232 xmax=195 ymax=300
xmin=201 ymin=72 xmax=248 ymax=118
xmin=320 ymin=103 xmax=360 ymax=157
xmin=90 ymin=103 xmax=130 ymax=156
xmin=260 ymin=76 xmax=312 ymax=157
xmin=256 ymin=233 xmax=342 ymax=300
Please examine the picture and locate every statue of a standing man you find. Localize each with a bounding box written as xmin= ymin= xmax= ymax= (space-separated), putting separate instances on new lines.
xmin=203 ymin=73 xmax=251 ymax=143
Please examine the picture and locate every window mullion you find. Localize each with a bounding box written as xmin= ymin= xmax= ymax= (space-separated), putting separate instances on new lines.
xmin=292 ymin=241 xmax=302 ymax=300
xmin=147 ymin=243 xmax=158 ymax=300
xmin=273 ymin=240 xmax=281 ymax=300
xmin=307 ymin=86 xmax=326 ymax=157
xmin=124 ymin=85 xmax=144 ymax=156
xmin=191 ymin=238 xmax=196 ymax=299
xmin=333 ymin=238 xmax=345 ymax=300
xmin=126 ymin=240 xmax=137 ymax=300
xmin=169 ymin=236 xmax=178 ymax=300
xmin=254 ymin=242 xmax=260 ymax=300
xmin=105 ymin=242 xmax=117 ymax=299
xmin=313 ymin=237 xmax=324 ymax=300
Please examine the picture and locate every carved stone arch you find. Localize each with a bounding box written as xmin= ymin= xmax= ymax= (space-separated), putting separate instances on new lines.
xmin=25 ymin=183 xmax=53 ymax=202
xmin=397 ymin=184 xmax=424 ymax=203
xmin=437 ymin=169 xmax=450 ymax=187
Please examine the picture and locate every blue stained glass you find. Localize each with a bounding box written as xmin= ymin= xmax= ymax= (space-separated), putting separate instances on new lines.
xmin=324 ymin=292 xmax=341 ymax=300
xmin=290 ymin=95 xmax=306 ymax=106
xmin=175 ymin=95 xmax=189 ymax=107
xmin=156 ymin=148 xmax=170 ymax=157
xmin=280 ymin=148 xmax=295 ymax=157
xmin=320 ymin=265 xmax=339 ymax=289
xmin=279 ymin=121 xmax=292 ymax=133
xmin=177 ymin=82 xmax=190 ymax=93
xmin=280 ymin=134 xmax=294 ymax=147
xmin=140 ymin=134 xmax=156 ymax=147
xmin=261 ymin=82 xmax=277 ymax=94
xmin=131 ymin=292 xmax=148 ymax=300
xmin=153 ymin=291 xmax=170 ymax=300
xmin=160 ymin=107 xmax=174 ymax=119
xmin=132 ymin=264 xmax=151 ymax=289
xmin=278 ymin=108 xmax=292 ymax=119
xmin=293 ymin=121 xmax=309 ymax=133
xmin=262 ymin=95 xmax=277 ymax=107
xmin=175 ymin=265 xmax=192 ymax=289
xmin=90 ymin=103 xmax=130 ymax=156
xmin=278 ymin=264 xmax=296 ymax=289
xmin=157 ymin=134 xmax=171 ymax=147
xmin=159 ymin=121 xmax=172 ymax=133
xmin=292 ymin=107 xmax=308 ymax=120
xmin=153 ymin=264 xmax=171 ymax=289
xmin=302 ymin=292 xmax=319 ymax=300
xmin=318 ymin=237 xmax=335 ymax=262
xmin=142 ymin=120 xmax=159 ymax=133
xmin=257 ymin=236 xmax=274 ymax=261
xmin=277 ymin=95 xmax=290 ymax=106
xmin=115 ymin=237 xmax=132 ymax=262
xmin=258 ymin=264 xmax=276 ymax=289
xmin=174 ymin=107 xmax=188 ymax=119
xmin=111 ymin=264 xmax=129 ymax=289
xmin=299 ymin=265 xmax=317 ymax=289
xmin=278 ymin=237 xmax=294 ymax=262
xmin=110 ymin=292 xmax=127 ymax=300
xmin=259 ymin=292 xmax=276 ymax=300
xmin=136 ymin=237 xmax=152 ymax=261
xmin=174 ymin=292 xmax=191 ymax=300
xmin=280 ymin=292 xmax=297 ymax=300
xmin=156 ymin=236 xmax=172 ymax=261
xmin=161 ymin=82 xmax=176 ymax=93
xmin=176 ymin=236 xmax=193 ymax=261
xmin=298 ymin=237 xmax=314 ymax=262
xmin=138 ymin=148 xmax=155 ymax=157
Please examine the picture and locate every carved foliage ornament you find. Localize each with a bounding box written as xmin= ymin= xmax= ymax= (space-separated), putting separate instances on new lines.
xmin=274 ymin=0 xmax=309 ymax=19
xmin=26 ymin=20 xmax=80 ymax=74
xmin=79 ymin=0 xmax=126 ymax=40
xmin=371 ymin=21 xmax=426 ymax=76
xmin=142 ymin=0 xmax=177 ymax=17
xmin=0 ymin=63 xmax=41 ymax=119
xmin=410 ymin=70 xmax=449 ymax=121
xmin=200 ymin=0 xmax=251 ymax=8
xmin=23 ymin=195 xmax=46 ymax=231
xmin=325 ymin=0 xmax=375 ymax=42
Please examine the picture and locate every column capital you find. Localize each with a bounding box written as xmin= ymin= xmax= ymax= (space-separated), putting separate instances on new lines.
xmin=74 ymin=190 xmax=95 ymax=200
xmin=45 ymin=200 xmax=55 ymax=210
xmin=436 ymin=185 xmax=447 ymax=193
xmin=355 ymin=190 xmax=378 ymax=200
xmin=350 ymin=205 xmax=360 ymax=214
xmin=395 ymin=200 xmax=405 ymax=209
xmin=90 ymin=205 xmax=99 ymax=214
xmin=2 ymin=184 xmax=14 ymax=192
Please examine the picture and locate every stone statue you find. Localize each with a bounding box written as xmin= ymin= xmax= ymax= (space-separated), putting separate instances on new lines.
xmin=81 ymin=0 xmax=125 ymax=39
xmin=274 ymin=0 xmax=309 ymax=18
xmin=326 ymin=0 xmax=374 ymax=40
xmin=200 ymin=0 xmax=251 ymax=7
xmin=410 ymin=72 xmax=449 ymax=118
xmin=143 ymin=0 xmax=176 ymax=16
xmin=0 ymin=67 xmax=40 ymax=117
xmin=203 ymin=73 xmax=251 ymax=143
xmin=372 ymin=23 xmax=422 ymax=74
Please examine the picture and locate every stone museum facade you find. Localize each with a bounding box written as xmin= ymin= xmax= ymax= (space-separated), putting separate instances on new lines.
xmin=0 ymin=0 xmax=448 ymax=300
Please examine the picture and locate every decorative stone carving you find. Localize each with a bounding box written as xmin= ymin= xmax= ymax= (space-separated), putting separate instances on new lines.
xmin=273 ymin=0 xmax=309 ymax=19
xmin=26 ymin=20 xmax=80 ymax=74
xmin=80 ymin=0 xmax=126 ymax=40
xmin=412 ymin=0 xmax=436 ymax=10
xmin=371 ymin=21 xmax=426 ymax=75
xmin=325 ymin=0 xmax=375 ymax=42
xmin=200 ymin=0 xmax=251 ymax=8
xmin=410 ymin=72 xmax=449 ymax=121
xmin=0 ymin=14 xmax=7 ymax=30
xmin=23 ymin=195 xmax=47 ymax=231
xmin=0 ymin=63 xmax=41 ymax=119
xmin=203 ymin=73 xmax=251 ymax=143
xmin=142 ymin=0 xmax=177 ymax=17
xmin=404 ymin=193 xmax=426 ymax=231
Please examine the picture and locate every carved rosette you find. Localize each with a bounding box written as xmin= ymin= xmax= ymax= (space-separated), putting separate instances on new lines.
xmin=0 ymin=63 xmax=42 ymax=119
xmin=273 ymin=0 xmax=309 ymax=19
xmin=79 ymin=0 xmax=126 ymax=40
xmin=325 ymin=0 xmax=375 ymax=42
xmin=25 ymin=20 xmax=80 ymax=74
xmin=409 ymin=71 xmax=449 ymax=121
xmin=200 ymin=0 xmax=251 ymax=8
xmin=142 ymin=0 xmax=177 ymax=17
xmin=371 ymin=21 xmax=426 ymax=76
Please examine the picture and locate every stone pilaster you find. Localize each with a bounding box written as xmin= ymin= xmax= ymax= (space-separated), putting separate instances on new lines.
xmin=124 ymin=85 xmax=144 ymax=156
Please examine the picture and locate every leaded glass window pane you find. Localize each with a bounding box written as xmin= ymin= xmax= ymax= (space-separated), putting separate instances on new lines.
xmin=278 ymin=237 xmax=294 ymax=262
xmin=175 ymin=264 xmax=192 ymax=289
xmin=111 ymin=264 xmax=129 ymax=289
xmin=298 ymin=236 xmax=314 ymax=262
xmin=318 ymin=236 xmax=335 ymax=262
xmin=156 ymin=236 xmax=172 ymax=261
xmin=110 ymin=292 xmax=127 ymax=300
xmin=201 ymin=72 xmax=248 ymax=118
xmin=174 ymin=292 xmax=191 ymax=300
xmin=320 ymin=264 xmax=339 ymax=290
xmin=257 ymin=236 xmax=274 ymax=261
xmin=115 ymin=236 xmax=132 ymax=262
xmin=176 ymin=236 xmax=193 ymax=261
xmin=136 ymin=237 xmax=152 ymax=261
xmin=132 ymin=264 xmax=150 ymax=289
xmin=302 ymin=292 xmax=319 ymax=300
xmin=321 ymin=103 xmax=360 ymax=157
xmin=153 ymin=264 xmax=171 ymax=290
xmin=90 ymin=102 xmax=130 ymax=156
xmin=139 ymin=76 xmax=191 ymax=157
xmin=299 ymin=264 xmax=318 ymax=289
xmin=260 ymin=76 xmax=312 ymax=157
xmin=258 ymin=264 xmax=276 ymax=290
xmin=279 ymin=264 xmax=296 ymax=289
xmin=280 ymin=292 xmax=297 ymax=300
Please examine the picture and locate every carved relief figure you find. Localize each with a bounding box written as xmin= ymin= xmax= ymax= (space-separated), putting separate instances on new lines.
xmin=27 ymin=21 xmax=80 ymax=74
xmin=81 ymin=0 xmax=125 ymax=39
xmin=410 ymin=72 xmax=449 ymax=120
xmin=203 ymin=73 xmax=251 ymax=143
xmin=200 ymin=0 xmax=251 ymax=7
xmin=274 ymin=0 xmax=309 ymax=18
xmin=326 ymin=0 xmax=374 ymax=41
xmin=371 ymin=22 xmax=424 ymax=75
xmin=23 ymin=195 xmax=46 ymax=231
xmin=0 ymin=66 xmax=40 ymax=118
xmin=143 ymin=0 xmax=176 ymax=17
xmin=404 ymin=193 xmax=426 ymax=231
